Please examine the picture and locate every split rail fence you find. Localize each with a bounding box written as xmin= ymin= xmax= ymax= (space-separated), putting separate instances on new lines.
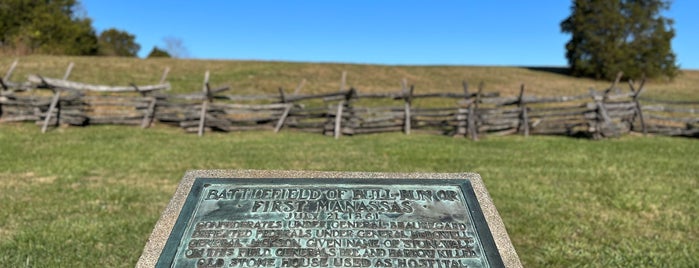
xmin=1 ymin=61 xmax=697 ymax=139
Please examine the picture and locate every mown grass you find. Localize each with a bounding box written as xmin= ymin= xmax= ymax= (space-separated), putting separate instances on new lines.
xmin=0 ymin=123 xmax=697 ymax=267
xmin=1 ymin=56 xmax=698 ymax=267
xmin=2 ymin=55 xmax=699 ymax=100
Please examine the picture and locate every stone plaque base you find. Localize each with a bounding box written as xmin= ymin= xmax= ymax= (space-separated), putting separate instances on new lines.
xmin=138 ymin=170 xmax=521 ymax=267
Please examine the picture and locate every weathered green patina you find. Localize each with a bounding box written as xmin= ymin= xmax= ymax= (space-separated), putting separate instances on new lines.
xmin=157 ymin=178 xmax=504 ymax=267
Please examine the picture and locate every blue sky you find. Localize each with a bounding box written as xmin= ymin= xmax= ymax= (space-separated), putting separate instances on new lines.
xmin=81 ymin=1 xmax=699 ymax=69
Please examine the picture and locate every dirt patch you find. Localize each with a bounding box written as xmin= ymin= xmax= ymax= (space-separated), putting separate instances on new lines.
xmin=0 ymin=172 xmax=57 ymax=189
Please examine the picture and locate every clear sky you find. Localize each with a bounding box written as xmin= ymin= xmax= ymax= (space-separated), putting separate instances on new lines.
xmin=81 ymin=0 xmax=699 ymax=69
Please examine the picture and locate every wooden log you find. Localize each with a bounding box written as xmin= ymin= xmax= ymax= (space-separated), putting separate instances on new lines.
xmin=642 ymin=105 xmax=698 ymax=114
xmin=41 ymin=91 xmax=61 ymax=133
xmin=628 ymin=78 xmax=647 ymax=136
xmin=141 ymin=97 xmax=157 ymax=128
xmin=223 ymin=117 xmax=278 ymax=124
xmin=285 ymin=90 xmax=353 ymax=102
xmin=528 ymin=108 xmax=591 ymax=118
xmin=485 ymin=94 xmax=586 ymax=106
xmin=3 ymin=59 xmax=19 ymax=83
xmin=402 ymin=79 xmax=412 ymax=135
xmin=274 ymin=105 xmax=293 ymax=133
xmin=359 ymin=121 xmax=404 ymax=128
xmin=590 ymin=89 xmax=615 ymax=138
xmin=518 ymin=84 xmax=529 ymax=137
xmin=214 ymin=103 xmax=292 ymax=110
xmin=606 ymin=109 xmax=636 ymax=118
xmin=160 ymin=67 xmax=170 ymax=85
xmin=0 ymin=115 xmax=39 ymax=122
xmin=334 ymin=100 xmax=344 ymax=139
xmin=198 ymin=71 xmax=210 ymax=137
xmin=455 ymin=81 xmax=469 ymax=137
xmin=293 ymin=79 xmax=306 ymax=95
xmin=214 ymin=94 xmax=280 ymax=101
xmin=63 ymin=62 xmax=74 ymax=80
xmin=351 ymin=126 xmax=404 ymax=134
xmin=86 ymin=101 xmax=151 ymax=108
xmin=412 ymin=107 xmax=457 ymax=112
xmin=591 ymin=101 xmax=637 ymax=110
xmin=0 ymin=78 xmax=7 ymax=91
xmin=89 ymin=117 xmax=143 ymax=125
xmin=478 ymin=112 xmax=521 ymax=120
xmin=340 ymin=71 xmax=347 ymax=92
xmin=480 ymin=118 xmax=521 ymax=126
xmin=209 ymin=86 xmax=230 ymax=96
xmin=357 ymin=114 xmax=403 ymax=123
xmin=646 ymin=114 xmax=699 ymax=124
xmin=603 ymin=72 xmax=624 ymax=96
xmin=28 ymin=75 xmax=170 ymax=92
xmin=479 ymin=123 xmax=518 ymax=132
xmin=469 ymin=82 xmax=483 ymax=141
xmin=638 ymin=98 xmax=699 ymax=105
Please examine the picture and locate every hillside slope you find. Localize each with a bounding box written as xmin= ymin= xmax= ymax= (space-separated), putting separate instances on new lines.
xmin=2 ymin=56 xmax=697 ymax=99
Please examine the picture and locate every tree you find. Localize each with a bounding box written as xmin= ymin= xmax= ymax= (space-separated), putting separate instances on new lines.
xmin=147 ymin=46 xmax=171 ymax=58
xmin=163 ymin=36 xmax=189 ymax=58
xmin=98 ymin=28 xmax=140 ymax=57
xmin=561 ymin=0 xmax=678 ymax=80
xmin=0 ymin=0 xmax=99 ymax=55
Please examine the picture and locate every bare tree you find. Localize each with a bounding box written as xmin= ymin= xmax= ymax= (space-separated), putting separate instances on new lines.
xmin=163 ymin=36 xmax=189 ymax=58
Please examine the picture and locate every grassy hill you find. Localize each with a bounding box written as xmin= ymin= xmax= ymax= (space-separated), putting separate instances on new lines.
xmin=2 ymin=56 xmax=698 ymax=99
xmin=1 ymin=56 xmax=698 ymax=267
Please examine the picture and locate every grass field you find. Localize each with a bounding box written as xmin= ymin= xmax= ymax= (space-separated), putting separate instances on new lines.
xmin=1 ymin=56 xmax=698 ymax=267
xmin=0 ymin=123 xmax=697 ymax=267
xmin=3 ymin=56 xmax=699 ymax=99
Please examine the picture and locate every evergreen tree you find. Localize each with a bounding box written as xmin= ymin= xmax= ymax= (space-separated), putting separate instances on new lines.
xmin=561 ymin=0 xmax=678 ymax=80
xmin=98 ymin=28 xmax=140 ymax=57
xmin=147 ymin=46 xmax=171 ymax=58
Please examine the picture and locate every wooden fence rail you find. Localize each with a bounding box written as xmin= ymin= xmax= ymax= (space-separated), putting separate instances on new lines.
xmin=0 ymin=68 xmax=697 ymax=139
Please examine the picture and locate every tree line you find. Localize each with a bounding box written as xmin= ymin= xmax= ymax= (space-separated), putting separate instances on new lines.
xmin=562 ymin=0 xmax=677 ymax=80
xmin=1 ymin=0 xmax=680 ymax=80
xmin=0 ymin=0 xmax=170 ymax=58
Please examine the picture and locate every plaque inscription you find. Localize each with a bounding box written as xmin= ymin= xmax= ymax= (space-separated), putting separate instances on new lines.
xmin=157 ymin=178 xmax=503 ymax=267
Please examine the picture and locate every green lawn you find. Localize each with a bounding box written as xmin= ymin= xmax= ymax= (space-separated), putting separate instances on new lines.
xmin=0 ymin=123 xmax=697 ymax=267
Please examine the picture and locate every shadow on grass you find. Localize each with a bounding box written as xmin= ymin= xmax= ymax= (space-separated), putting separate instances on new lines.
xmin=520 ymin=66 xmax=571 ymax=76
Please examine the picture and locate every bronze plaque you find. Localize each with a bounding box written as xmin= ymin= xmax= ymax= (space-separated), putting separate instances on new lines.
xmin=157 ymin=178 xmax=504 ymax=267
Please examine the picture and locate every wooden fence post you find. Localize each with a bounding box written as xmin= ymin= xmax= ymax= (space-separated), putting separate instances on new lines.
xmin=41 ymin=90 xmax=61 ymax=133
xmin=198 ymin=71 xmax=210 ymax=137
xmin=3 ymin=59 xmax=18 ymax=85
xmin=401 ymin=78 xmax=413 ymax=135
xmin=63 ymin=62 xmax=74 ymax=81
xmin=590 ymin=88 xmax=614 ymax=139
xmin=274 ymin=87 xmax=292 ymax=133
xmin=467 ymin=82 xmax=483 ymax=141
xmin=454 ymin=81 xmax=469 ymax=137
xmin=138 ymin=67 xmax=169 ymax=128
xmin=629 ymin=78 xmax=647 ymax=135
xmin=293 ymin=79 xmax=306 ymax=95
xmin=141 ymin=96 xmax=157 ymax=128
xmin=332 ymin=71 xmax=349 ymax=139
xmin=160 ymin=67 xmax=170 ymax=85
xmin=41 ymin=63 xmax=73 ymax=133
xmin=518 ymin=84 xmax=529 ymax=137
xmin=340 ymin=71 xmax=347 ymax=92
xmin=334 ymin=100 xmax=344 ymax=139
xmin=604 ymin=72 xmax=624 ymax=96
